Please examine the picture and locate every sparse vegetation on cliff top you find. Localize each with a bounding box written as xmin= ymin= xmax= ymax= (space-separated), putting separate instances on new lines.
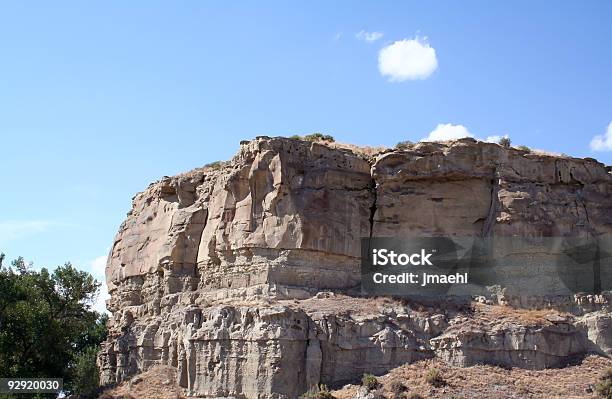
xmin=204 ymin=160 xmax=225 ymax=170
xmin=289 ymin=132 xmax=336 ymax=142
xmin=395 ymin=140 xmax=413 ymax=150
xmin=498 ymin=136 xmax=512 ymax=148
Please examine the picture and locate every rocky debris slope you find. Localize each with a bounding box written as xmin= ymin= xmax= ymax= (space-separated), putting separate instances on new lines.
xmin=99 ymin=137 xmax=612 ymax=398
xmin=99 ymin=365 xmax=186 ymax=399
xmin=332 ymin=355 xmax=612 ymax=399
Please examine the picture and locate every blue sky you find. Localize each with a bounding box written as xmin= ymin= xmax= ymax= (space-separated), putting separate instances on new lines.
xmin=1 ymin=1 xmax=611 ymax=311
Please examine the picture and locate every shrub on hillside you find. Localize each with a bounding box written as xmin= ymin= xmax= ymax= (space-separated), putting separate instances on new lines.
xmin=596 ymin=368 xmax=612 ymax=398
xmin=300 ymin=384 xmax=335 ymax=399
xmin=362 ymin=373 xmax=380 ymax=390
xmin=424 ymin=367 xmax=445 ymax=387
xmin=516 ymin=145 xmax=531 ymax=152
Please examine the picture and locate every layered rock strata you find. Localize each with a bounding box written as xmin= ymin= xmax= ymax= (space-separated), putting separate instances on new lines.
xmin=99 ymin=137 xmax=612 ymax=397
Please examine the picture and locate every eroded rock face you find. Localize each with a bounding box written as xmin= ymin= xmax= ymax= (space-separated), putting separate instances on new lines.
xmin=99 ymin=297 xmax=441 ymax=397
xmin=100 ymin=137 xmax=612 ymax=398
xmin=372 ymin=140 xmax=612 ymax=238
xmin=106 ymin=138 xmax=373 ymax=309
xmin=576 ymin=310 xmax=612 ymax=355
xmin=430 ymin=316 xmax=591 ymax=369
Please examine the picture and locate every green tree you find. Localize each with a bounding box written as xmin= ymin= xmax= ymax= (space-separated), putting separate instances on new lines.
xmin=71 ymin=346 xmax=101 ymax=398
xmin=0 ymin=256 xmax=107 ymax=398
xmin=498 ymin=136 xmax=512 ymax=148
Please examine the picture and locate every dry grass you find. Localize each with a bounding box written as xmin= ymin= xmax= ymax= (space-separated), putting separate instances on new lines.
xmin=473 ymin=302 xmax=571 ymax=326
xmin=332 ymin=355 xmax=612 ymax=399
xmin=326 ymin=141 xmax=388 ymax=158
xmin=279 ymin=294 xmax=425 ymax=318
xmin=99 ymin=365 xmax=186 ymax=399
xmin=98 ymin=355 xmax=612 ymax=399
xmin=528 ymin=148 xmax=569 ymax=158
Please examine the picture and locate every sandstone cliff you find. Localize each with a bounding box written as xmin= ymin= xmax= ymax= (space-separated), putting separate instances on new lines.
xmin=99 ymin=137 xmax=612 ymax=398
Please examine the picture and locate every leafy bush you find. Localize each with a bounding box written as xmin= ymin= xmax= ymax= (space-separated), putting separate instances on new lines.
xmin=204 ymin=161 xmax=224 ymax=170
xmin=498 ymin=136 xmax=512 ymax=148
xmin=596 ymin=368 xmax=612 ymax=398
xmin=425 ymin=367 xmax=445 ymax=387
xmin=304 ymin=133 xmax=335 ymax=142
xmin=289 ymin=134 xmax=302 ymax=139
xmin=395 ymin=140 xmax=413 ymax=150
xmin=362 ymin=373 xmax=380 ymax=390
xmin=516 ymin=145 xmax=531 ymax=152
xmin=70 ymin=346 xmax=100 ymax=398
xmin=300 ymin=384 xmax=335 ymax=399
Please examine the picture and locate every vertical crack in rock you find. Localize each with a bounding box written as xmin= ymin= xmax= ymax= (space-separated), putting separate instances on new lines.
xmin=368 ymin=179 xmax=377 ymax=240
xmin=576 ymin=188 xmax=591 ymax=226
xmin=365 ymin=167 xmax=378 ymax=260
xmin=574 ymin=186 xmax=602 ymax=294
xmin=482 ymin=175 xmax=499 ymax=237
xmin=190 ymin=206 xmax=207 ymax=283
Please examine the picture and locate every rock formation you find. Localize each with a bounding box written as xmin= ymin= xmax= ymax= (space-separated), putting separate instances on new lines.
xmin=99 ymin=137 xmax=612 ymax=398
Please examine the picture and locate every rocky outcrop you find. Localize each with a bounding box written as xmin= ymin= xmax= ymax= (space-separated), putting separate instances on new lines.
xmin=431 ymin=315 xmax=591 ymax=369
xmin=99 ymin=296 xmax=447 ymax=397
xmin=577 ymin=310 xmax=612 ymax=355
xmin=372 ymin=141 xmax=612 ymax=238
xmin=99 ymin=137 xmax=612 ymax=398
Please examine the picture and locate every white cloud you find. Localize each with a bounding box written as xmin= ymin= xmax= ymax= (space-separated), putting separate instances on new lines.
xmin=94 ymin=279 xmax=110 ymax=315
xmin=422 ymin=123 xmax=473 ymax=142
xmin=590 ymin=122 xmax=612 ymax=151
xmin=0 ymin=220 xmax=54 ymax=244
xmin=91 ymin=255 xmax=107 ymax=276
xmin=378 ymin=37 xmax=438 ymax=81
xmin=356 ymin=30 xmax=384 ymax=43
xmin=334 ymin=32 xmax=343 ymax=41
xmin=420 ymin=124 xmax=512 ymax=144
xmin=87 ymin=254 xmax=110 ymax=314
xmin=485 ymin=134 xmax=509 ymax=143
